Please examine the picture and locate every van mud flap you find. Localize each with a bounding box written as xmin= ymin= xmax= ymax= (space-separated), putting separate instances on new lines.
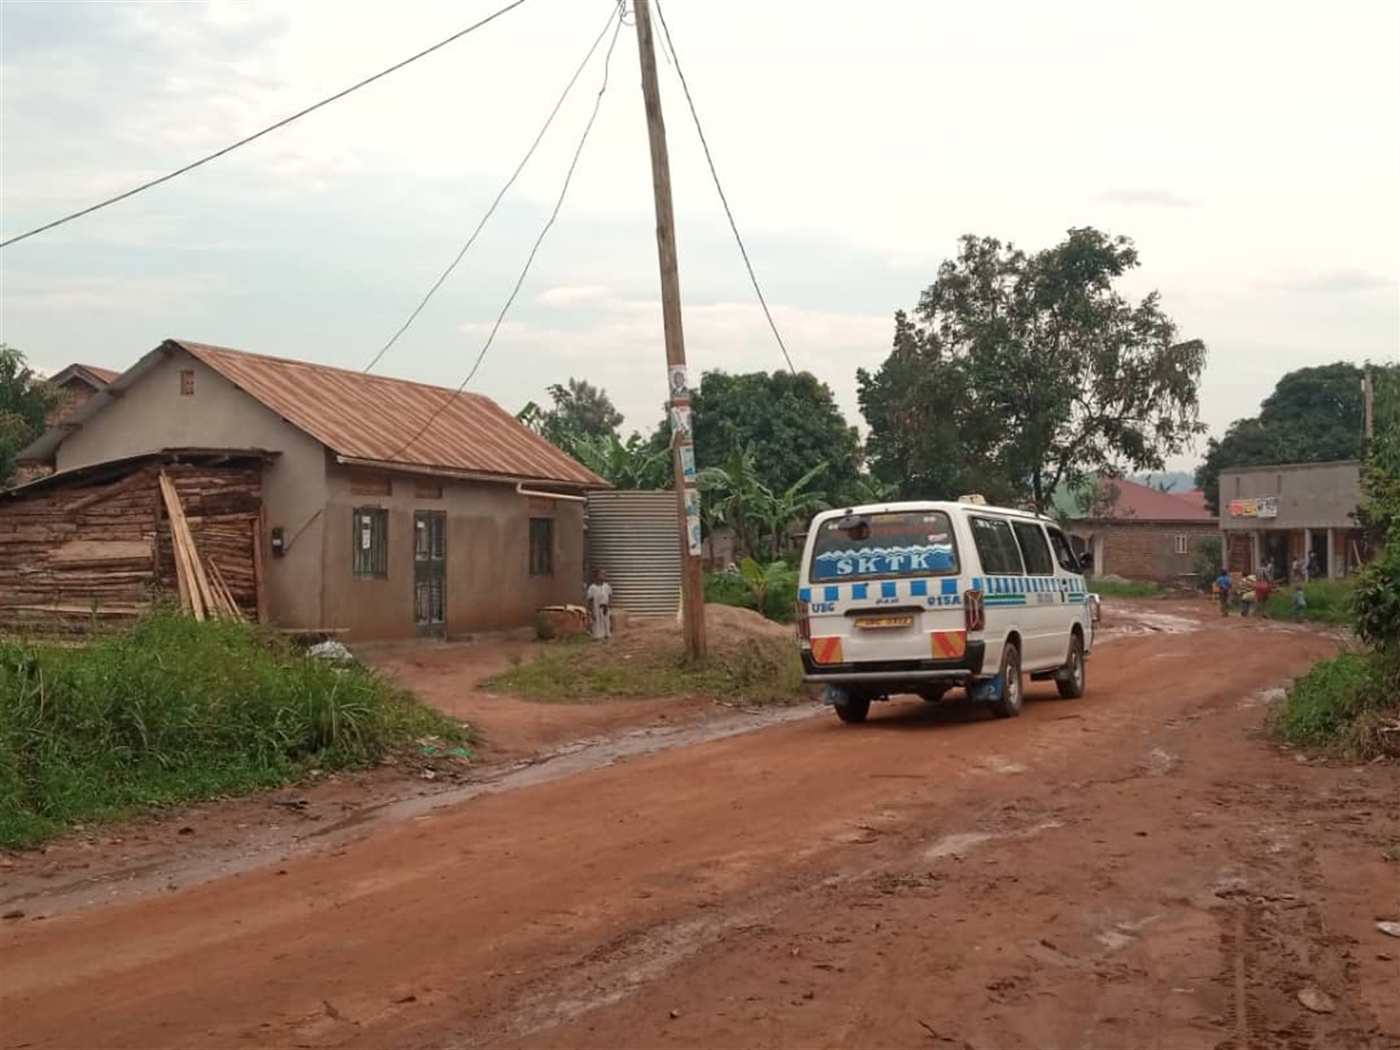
xmin=969 ymin=674 xmax=1005 ymax=703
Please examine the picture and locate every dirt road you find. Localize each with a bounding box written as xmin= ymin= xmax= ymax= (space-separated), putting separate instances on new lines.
xmin=2 ymin=604 xmax=1397 ymax=1050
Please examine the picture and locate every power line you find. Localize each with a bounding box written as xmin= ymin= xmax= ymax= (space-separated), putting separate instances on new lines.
xmin=0 ymin=0 xmax=528 ymax=249
xmin=365 ymin=2 xmax=621 ymax=373
xmin=653 ymin=0 xmax=797 ymax=376
xmin=381 ymin=7 xmax=626 ymax=463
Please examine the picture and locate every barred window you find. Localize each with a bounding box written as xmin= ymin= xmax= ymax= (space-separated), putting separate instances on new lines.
xmin=353 ymin=508 xmax=388 ymax=578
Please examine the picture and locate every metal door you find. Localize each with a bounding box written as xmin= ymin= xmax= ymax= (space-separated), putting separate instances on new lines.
xmin=414 ymin=511 xmax=446 ymax=635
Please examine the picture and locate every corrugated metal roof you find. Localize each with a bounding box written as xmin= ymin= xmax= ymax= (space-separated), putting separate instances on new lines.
xmin=1095 ymin=477 xmax=1216 ymax=522
xmin=174 ymin=340 xmax=606 ymax=489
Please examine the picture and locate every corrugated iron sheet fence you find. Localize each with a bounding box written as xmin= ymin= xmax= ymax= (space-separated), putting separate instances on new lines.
xmin=586 ymin=491 xmax=681 ymax=616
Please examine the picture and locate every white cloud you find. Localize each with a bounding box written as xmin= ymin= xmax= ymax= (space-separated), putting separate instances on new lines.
xmin=536 ymin=285 xmax=613 ymax=307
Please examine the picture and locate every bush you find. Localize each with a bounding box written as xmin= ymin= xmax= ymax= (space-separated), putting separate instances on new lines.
xmin=1262 ymin=578 xmax=1356 ymax=624
xmin=705 ymin=571 xmax=756 ymax=612
xmin=1275 ymin=650 xmax=1400 ymax=758
xmin=0 ymin=611 xmax=464 ymax=848
xmin=1352 ymin=546 xmax=1400 ymax=653
xmin=705 ymin=561 xmax=799 ymax=624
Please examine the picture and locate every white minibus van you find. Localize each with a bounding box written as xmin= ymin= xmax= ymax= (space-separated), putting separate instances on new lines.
xmin=796 ymin=498 xmax=1095 ymax=723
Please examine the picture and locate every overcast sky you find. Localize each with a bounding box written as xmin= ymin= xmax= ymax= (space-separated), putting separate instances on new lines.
xmin=2 ymin=0 xmax=1397 ymax=474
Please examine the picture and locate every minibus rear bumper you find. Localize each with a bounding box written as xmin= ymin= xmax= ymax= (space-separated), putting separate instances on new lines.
xmin=800 ymin=641 xmax=987 ymax=683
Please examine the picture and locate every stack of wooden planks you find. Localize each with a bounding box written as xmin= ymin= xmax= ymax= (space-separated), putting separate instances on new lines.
xmin=158 ymin=472 xmax=243 ymax=622
xmin=0 ymin=458 xmax=265 ymax=634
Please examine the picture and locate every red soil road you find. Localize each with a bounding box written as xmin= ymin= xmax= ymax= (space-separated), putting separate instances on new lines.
xmin=2 ymin=605 xmax=1397 ymax=1050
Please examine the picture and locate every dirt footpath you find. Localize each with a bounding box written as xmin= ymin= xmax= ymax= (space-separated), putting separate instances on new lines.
xmin=2 ymin=603 xmax=1397 ymax=1050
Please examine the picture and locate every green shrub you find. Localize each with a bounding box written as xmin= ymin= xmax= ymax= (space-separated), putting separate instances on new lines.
xmin=1352 ymin=546 xmax=1400 ymax=653
xmin=705 ymin=571 xmax=756 ymax=612
xmin=1262 ymin=578 xmax=1356 ymax=624
xmin=705 ymin=561 xmax=799 ymax=624
xmin=0 ymin=611 xmax=464 ymax=848
xmin=1275 ymin=650 xmax=1399 ymax=757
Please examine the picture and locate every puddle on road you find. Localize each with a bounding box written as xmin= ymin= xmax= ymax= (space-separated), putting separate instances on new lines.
xmin=1099 ymin=610 xmax=1204 ymax=639
xmin=923 ymin=819 xmax=1063 ymax=861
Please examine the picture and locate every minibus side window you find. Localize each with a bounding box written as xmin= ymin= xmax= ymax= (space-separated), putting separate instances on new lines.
xmin=1045 ymin=526 xmax=1080 ymax=573
xmin=1011 ymin=521 xmax=1055 ymax=576
xmin=970 ymin=516 xmax=1025 ymax=575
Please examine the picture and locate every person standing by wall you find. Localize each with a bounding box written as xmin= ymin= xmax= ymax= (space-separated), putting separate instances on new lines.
xmin=586 ymin=569 xmax=613 ymax=641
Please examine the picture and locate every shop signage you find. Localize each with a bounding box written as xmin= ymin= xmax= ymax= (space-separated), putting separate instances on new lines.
xmin=1228 ymin=496 xmax=1279 ymax=519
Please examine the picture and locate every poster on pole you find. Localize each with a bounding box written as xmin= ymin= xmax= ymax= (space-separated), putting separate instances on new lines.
xmin=669 ymin=404 xmax=692 ymax=441
xmin=668 ymin=364 xmax=689 ymax=399
xmin=683 ymin=487 xmax=702 ymax=555
xmin=679 ymin=441 xmax=696 ymax=480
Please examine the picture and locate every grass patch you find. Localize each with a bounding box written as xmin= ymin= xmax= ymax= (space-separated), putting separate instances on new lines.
xmin=1088 ymin=578 xmax=1162 ymax=598
xmin=1273 ymin=649 xmax=1400 ymax=759
xmin=486 ymin=606 xmax=806 ymax=706
xmin=0 ymin=611 xmax=465 ymax=849
xmin=1262 ymin=578 xmax=1356 ymax=624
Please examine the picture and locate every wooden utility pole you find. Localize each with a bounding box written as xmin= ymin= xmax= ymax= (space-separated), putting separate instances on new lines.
xmin=633 ymin=0 xmax=706 ymax=660
xmin=1362 ymin=370 xmax=1374 ymax=441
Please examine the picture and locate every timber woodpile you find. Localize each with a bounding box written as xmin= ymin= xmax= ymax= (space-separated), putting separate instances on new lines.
xmin=0 ymin=455 xmax=265 ymax=634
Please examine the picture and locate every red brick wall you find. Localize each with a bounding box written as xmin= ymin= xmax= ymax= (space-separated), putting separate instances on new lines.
xmin=1100 ymin=521 xmax=1220 ymax=583
xmin=44 ymin=382 xmax=98 ymax=427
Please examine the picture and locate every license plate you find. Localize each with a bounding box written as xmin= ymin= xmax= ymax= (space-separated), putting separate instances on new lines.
xmin=855 ymin=615 xmax=913 ymax=629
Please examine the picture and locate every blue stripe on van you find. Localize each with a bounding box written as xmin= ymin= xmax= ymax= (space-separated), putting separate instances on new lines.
xmin=852 ymin=583 xmax=869 ymax=600
xmin=941 ymin=578 xmax=958 ymax=596
xmin=798 ymin=588 xmax=811 ymax=603
xmin=909 ymin=579 xmax=928 ymax=597
xmin=824 ymin=586 xmax=840 ymax=602
xmin=880 ymin=581 xmax=898 ymax=599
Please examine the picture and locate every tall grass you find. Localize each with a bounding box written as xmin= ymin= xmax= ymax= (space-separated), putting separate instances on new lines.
xmin=0 ymin=611 xmax=463 ymax=848
xmin=1274 ymin=650 xmax=1399 ymax=758
xmin=1262 ymin=578 xmax=1356 ymax=624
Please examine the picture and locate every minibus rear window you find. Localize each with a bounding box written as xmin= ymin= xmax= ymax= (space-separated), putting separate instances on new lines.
xmin=810 ymin=511 xmax=959 ymax=581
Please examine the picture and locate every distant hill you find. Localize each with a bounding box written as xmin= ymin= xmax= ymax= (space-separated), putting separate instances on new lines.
xmin=1129 ymin=470 xmax=1194 ymax=494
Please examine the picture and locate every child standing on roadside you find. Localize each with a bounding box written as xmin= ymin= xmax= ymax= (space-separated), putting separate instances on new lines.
xmin=1215 ymin=570 xmax=1233 ymax=617
xmin=1293 ymin=584 xmax=1307 ymax=621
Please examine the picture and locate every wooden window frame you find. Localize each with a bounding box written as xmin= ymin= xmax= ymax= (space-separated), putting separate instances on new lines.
xmin=353 ymin=507 xmax=389 ymax=579
xmin=528 ymin=517 xmax=554 ymax=578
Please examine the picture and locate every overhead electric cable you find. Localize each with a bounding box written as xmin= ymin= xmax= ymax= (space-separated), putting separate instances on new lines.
xmin=364 ymin=2 xmax=622 ymax=373
xmin=653 ymin=0 xmax=797 ymax=375
xmin=380 ymin=6 xmax=626 ymax=462
xmin=0 ymin=0 xmax=527 ymax=248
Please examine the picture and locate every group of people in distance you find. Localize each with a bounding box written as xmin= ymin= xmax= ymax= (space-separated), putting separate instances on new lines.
xmin=1213 ymin=562 xmax=1308 ymax=620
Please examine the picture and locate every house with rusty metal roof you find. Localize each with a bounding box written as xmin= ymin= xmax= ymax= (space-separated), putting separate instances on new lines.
xmin=1062 ymin=475 xmax=1219 ymax=586
xmin=15 ymin=339 xmax=608 ymax=639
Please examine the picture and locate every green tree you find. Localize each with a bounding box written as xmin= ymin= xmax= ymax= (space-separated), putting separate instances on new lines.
xmin=1195 ymin=362 xmax=1375 ymax=513
xmin=0 ymin=345 xmax=59 ymax=486
xmin=860 ymin=229 xmax=1206 ymax=512
xmin=570 ymin=431 xmax=672 ymax=490
xmin=657 ymin=370 xmax=862 ymax=506
xmin=698 ymin=447 xmax=828 ymax=559
xmin=519 ymin=377 xmax=623 ymax=453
